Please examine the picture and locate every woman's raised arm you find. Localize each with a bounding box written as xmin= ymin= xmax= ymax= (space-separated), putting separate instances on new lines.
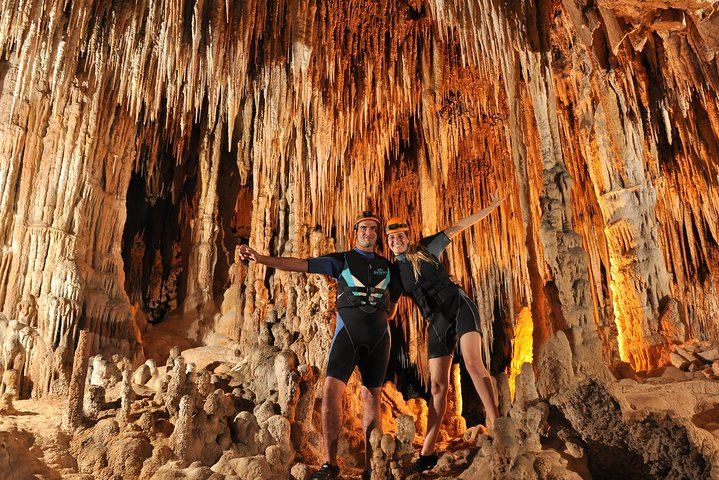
xmin=443 ymin=192 xmax=503 ymax=240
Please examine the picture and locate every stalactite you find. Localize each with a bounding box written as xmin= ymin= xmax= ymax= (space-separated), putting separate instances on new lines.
xmin=183 ymin=121 xmax=222 ymax=326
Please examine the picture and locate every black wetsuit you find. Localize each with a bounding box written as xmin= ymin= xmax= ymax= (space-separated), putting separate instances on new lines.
xmin=395 ymin=232 xmax=481 ymax=358
xmin=308 ymin=248 xmax=400 ymax=388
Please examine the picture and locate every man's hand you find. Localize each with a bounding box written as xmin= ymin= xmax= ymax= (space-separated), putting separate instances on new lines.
xmin=449 ymin=274 xmax=462 ymax=287
xmin=238 ymin=245 xmax=262 ymax=263
xmin=238 ymin=245 xmax=308 ymax=272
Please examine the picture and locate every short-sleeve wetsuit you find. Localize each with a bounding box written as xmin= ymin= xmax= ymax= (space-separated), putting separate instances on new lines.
xmin=308 ymin=248 xmax=400 ymax=388
xmin=394 ymin=232 xmax=482 ymax=358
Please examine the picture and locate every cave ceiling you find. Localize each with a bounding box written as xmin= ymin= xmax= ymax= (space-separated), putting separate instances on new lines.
xmin=0 ymin=0 xmax=716 ymax=391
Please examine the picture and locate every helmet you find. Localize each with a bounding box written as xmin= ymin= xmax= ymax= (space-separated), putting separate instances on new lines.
xmin=353 ymin=211 xmax=381 ymax=230
xmin=385 ymin=217 xmax=409 ymax=235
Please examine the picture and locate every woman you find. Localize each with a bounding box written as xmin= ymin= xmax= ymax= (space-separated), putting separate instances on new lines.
xmin=385 ymin=198 xmax=501 ymax=472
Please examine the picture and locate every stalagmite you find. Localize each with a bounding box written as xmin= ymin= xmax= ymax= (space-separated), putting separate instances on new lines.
xmin=84 ymin=384 xmax=104 ymax=420
xmin=496 ymin=372 xmax=512 ymax=417
xmin=488 ymin=417 xmax=521 ymax=475
xmin=118 ymin=368 xmax=133 ymax=426
xmin=173 ymin=394 xmax=195 ymax=464
xmin=0 ymin=391 xmax=16 ymax=414
xmin=535 ymin=330 xmax=575 ymax=398
xmin=369 ymin=429 xmax=390 ymax=480
xmin=274 ymin=350 xmax=301 ymax=421
xmin=62 ymin=329 xmax=91 ymax=432
xmin=393 ymin=415 xmax=416 ymax=475
xmin=164 ymin=353 xmax=188 ymax=415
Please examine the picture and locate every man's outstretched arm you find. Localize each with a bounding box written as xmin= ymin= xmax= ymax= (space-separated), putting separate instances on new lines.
xmin=238 ymin=245 xmax=309 ymax=272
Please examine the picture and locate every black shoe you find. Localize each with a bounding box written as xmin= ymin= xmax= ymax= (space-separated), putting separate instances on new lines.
xmin=412 ymin=452 xmax=439 ymax=472
xmin=310 ymin=463 xmax=340 ymax=480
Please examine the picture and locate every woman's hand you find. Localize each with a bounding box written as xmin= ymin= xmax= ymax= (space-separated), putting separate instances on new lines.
xmin=488 ymin=189 xmax=503 ymax=208
xmin=444 ymin=191 xmax=504 ymax=239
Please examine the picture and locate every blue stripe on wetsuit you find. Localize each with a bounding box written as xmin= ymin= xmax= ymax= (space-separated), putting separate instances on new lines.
xmin=328 ymin=313 xmax=347 ymax=352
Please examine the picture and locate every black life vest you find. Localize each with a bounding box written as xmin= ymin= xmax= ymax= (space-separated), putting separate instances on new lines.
xmin=336 ymin=250 xmax=391 ymax=311
xmin=397 ymin=250 xmax=457 ymax=318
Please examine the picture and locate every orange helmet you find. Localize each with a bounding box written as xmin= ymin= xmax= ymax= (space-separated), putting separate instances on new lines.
xmin=385 ymin=217 xmax=409 ymax=235
xmin=353 ymin=210 xmax=381 ymax=230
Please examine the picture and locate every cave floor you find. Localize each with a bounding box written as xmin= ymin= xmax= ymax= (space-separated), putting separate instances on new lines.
xmin=2 ymin=359 xmax=719 ymax=479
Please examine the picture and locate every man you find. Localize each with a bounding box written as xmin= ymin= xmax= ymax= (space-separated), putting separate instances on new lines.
xmin=239 ymin=211 xmax=400 ymax=480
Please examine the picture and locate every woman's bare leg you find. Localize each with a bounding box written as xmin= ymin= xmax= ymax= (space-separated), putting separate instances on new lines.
xmin=421 ymin=355 xmax=453 ymax=455
xmin=459 ymin=331 xmax=499 ymax=426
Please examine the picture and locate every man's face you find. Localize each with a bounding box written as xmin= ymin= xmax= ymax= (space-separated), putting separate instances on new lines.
xmin=355 ymin=219 xmax=379 ymax=249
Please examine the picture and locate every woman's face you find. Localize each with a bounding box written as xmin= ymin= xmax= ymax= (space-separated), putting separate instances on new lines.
xmin=387 ymin=231 xmax=409 ymax=255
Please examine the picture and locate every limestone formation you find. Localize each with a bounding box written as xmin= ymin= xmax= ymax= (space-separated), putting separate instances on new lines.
xmin=535 ymin=330 xmax=575 ymax=398
xmin=393 ymin=415 xmax=416 ymax=474
xmin=0 ymin=0 xmax=718 ymax=478
xmin=0 ymin=368 xmax=18 ymax=397
xmin=133 ymin=363 xmax=152 ymax=387
xmin=0 ymin=392 xmax=17 ymax=414
xmin=118 ymin=368 xmax=134 ymax=426
xmin=63 ymin=329 xmax=91 ymax=432
xmin=172 ymin=395 xmax=195 ymax=464
xmin=365 ymin=421 xmax=418 ymax=480
xmin=512 ymin=362 xmax=540 ymax=415
xmin=496 ymin=372 xmax=512 ymax=418
xmin=488 ymin=417 xmax=521 ymax=475
xmin=84 ymin=384 xmax=105 ymax=421
xmin=554 ymin=378 xmax=714 ymax=479
xmin=274 ymin=350 xmax=301 ymax=421
xmin=164 ymin=354 xmax=188 ymax=416
xmin=369 ymin=429 xmax=390 ymax=480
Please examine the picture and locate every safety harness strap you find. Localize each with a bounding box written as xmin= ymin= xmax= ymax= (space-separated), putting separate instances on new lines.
xmin=336 ymin=252 xmax=390 ymax=310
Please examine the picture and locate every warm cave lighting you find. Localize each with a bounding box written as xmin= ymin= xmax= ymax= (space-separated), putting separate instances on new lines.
xmin=452 ymin=363 xmax=463 ymax=422
xmin=509 ymin=306 xmax=534 ymax=400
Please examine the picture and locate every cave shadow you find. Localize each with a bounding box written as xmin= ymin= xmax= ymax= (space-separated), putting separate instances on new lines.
xmin=4 ymin=410 xmax=38 ymax=417
xmin=546 ymin=404 xmax=649 ymax=480
xmin=691 ymin=403 xmax=719 ymax=434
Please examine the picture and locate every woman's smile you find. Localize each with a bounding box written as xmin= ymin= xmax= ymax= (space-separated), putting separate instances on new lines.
xmin=387 ymin=232 xmax=409 ymax=255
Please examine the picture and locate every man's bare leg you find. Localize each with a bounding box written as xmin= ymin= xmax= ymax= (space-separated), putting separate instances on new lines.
xmin=361 ymin=386 xmax=382 ymax=467
xmin=322 ymin=376 xmax=346 ymax=465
